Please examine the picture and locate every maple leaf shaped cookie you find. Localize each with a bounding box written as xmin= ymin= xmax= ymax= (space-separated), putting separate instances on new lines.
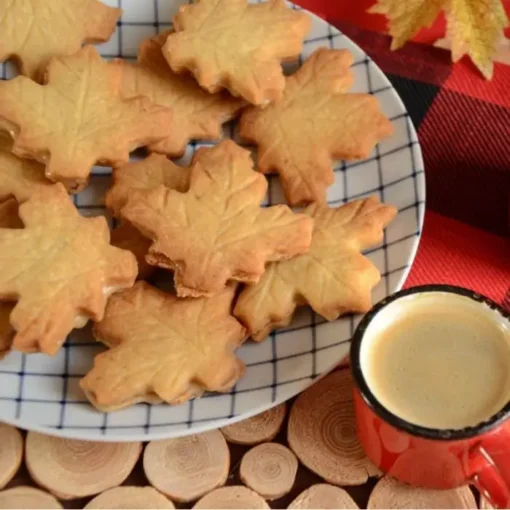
xmin=0 ymin=199 xmax=22 ymax=360
xmin=122 ymin=140 xmax=314 ymax=298
xmin=114 ymin=32 xmax=246 ymax=157
xmin=163 ymin=0 xmax=311 ymax=105
xmin=107 ymin=154 xmax=191 ymax=280
xmin=81 ymin=282 xmax=246 ymax=411
xmin=0 ymin=138 xmax=53 ymax=203
xmin=234 ymin=197 xmax=397 ymax=341
xmin=240 ymin=48 xmax=394 ymax=206
xmin=106 ymin=154 xmax=190 ymax=218
xmin=0 ymin=184 xmax=137 ymax=355
xmin=0 ymin=46 xmax=173 ymax=192
xmin=369 ymin=0 xmax=508 ymax=79
xmin=110 ymin=222 xmax=156 ymax=281
xmin=0 ymin=0 xmax=121 ymax=81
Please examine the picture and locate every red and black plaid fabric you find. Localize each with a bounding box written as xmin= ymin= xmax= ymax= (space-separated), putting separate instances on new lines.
xmin=294 ymin=2 xmax=510 ymax=308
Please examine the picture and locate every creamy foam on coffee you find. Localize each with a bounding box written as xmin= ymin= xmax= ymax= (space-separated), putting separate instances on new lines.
xmin=362 ymin=293 xmax=510 ymax=430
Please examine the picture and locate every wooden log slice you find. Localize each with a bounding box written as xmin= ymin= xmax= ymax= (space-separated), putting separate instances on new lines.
xmin=221 ymin=404 xmax=287 ymax=445
xmin=25 ymin=432 xmax=141 ymax=500
xmin=288 ymin=369 xmax=379 ymax=485
xmin=367 ymin=477 xmax=477 ymax=509
xmin=193 ymin=486 xmax=270 ymax=509
xmin=0 ymin=486 xmax=62 ymax=509
xmin=0 ymin=424 xmax=23 ymax=489
xmin=288 ymin=484 xmax=359 ymax=509
xmin=144 ymin=430 xmax=229 ymax=503
xmin=240 ymin=442 xmax=298 ymax=500
xmin=85 ymin=486 xmax=175 ymax=509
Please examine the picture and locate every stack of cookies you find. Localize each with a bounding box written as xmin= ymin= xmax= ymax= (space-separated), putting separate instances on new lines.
xmin=0 ymin=0 xmax=397 ymax=413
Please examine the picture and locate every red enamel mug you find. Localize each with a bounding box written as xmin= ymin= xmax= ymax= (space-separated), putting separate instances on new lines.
xmin=350 ymin=285 xmax=510 ymax=509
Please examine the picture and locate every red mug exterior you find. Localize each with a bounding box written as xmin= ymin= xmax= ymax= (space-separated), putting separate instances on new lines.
xmin=350 ymin=285 xmax=510 ymax=509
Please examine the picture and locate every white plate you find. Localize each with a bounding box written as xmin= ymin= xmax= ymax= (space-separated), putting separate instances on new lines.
xmin=0 ymin=0 xmax=425 ymax=440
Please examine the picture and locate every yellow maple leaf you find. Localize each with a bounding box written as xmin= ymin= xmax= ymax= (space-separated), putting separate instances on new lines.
xmin=446 ymin=0 xmax=508 ymax=78
xmin=370 ymin=0 xmax=509 ymax=79
xmin=370 ymin=0 xmax=447 ymax=50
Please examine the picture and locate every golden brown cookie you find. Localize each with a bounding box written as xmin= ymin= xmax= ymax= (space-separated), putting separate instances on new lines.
xmin=0 ymin=138 xmax=53 ymax=202
xmin=240 ymin=48 xmax=394 ymax=205
xmin=0 ymin=198 xmax=22 ymax=359
xmin=0 ymin=0 xmax=121 ymax=81
xmin=110 ymin=222 xmax=155 ymax=281
xmin=106 ymin=155 xmax=191 ymax=280
xmin=235 ymin=197 xmax=397 ymax=341
xmin=81 ymin=281 xmax=246 ymax=411
xmin=106 ymin=154 xmax=190 ymax=218
xmin=163 ymin=0 xmax=311 ymax=105
xmin=0 ymin=198 xmax=22 ymax=229
xmin=122 ymin=140 xmax=313 ymax=298
xmin=115 ymin=32 xmax=245 ymax=156
xmin=0 ymin=184 xmax=137 ymax=355
xmin=0 ymin=46 xmax=173 ymax=192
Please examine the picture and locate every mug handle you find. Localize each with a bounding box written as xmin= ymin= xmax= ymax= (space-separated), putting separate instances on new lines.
xmin=470 ymin=443 xmax=510 ymax=509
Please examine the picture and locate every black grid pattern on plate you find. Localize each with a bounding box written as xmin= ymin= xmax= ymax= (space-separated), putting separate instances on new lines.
xmin=0 ymin=0 xmax=425 ymax=438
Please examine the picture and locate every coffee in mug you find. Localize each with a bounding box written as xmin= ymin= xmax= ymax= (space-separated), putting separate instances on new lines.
xmin=351 ymin=286 xmax=510 ymax=509
xmin=361 ymin=292 xmax=510 ymax=429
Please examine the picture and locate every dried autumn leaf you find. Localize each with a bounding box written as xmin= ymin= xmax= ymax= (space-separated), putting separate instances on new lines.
xmin=240 ymin=49 xmax=394 ymax=206
xmin=114 ymin=31 xmax=246 ymax=157
xmin=436 ymin=33 xmax=510 ymax=66
xmin=369 ymin=0 xmax=447 ymax=50
xmin=369 ymin=0 xmax=508 ymax=79
xmin=81 ymin=282 xmax=246 ymax=411
xmin=122 ymin=140 xmax=314 ymax=298
xmin=106 ymin=154 xmax=190 ymax=218
xmin=235 ymin=197 xmax=397 ymax=341
xmin=0 ymin=0 xmax=121 ymax=80
xmin=0 ymin=138 xmax=53 ymax=202
xmin=0 ymin=198 xmax=22 ymax=359
xmin=163 ymin=0 xmax=311 ymax=105
xmin=0 ymin=46 xmax=173 ymax=191
xmin=446 ymin=0 xmax=508 ymax=78
xmin=0 ymin=184 xmax=137 ymax=355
